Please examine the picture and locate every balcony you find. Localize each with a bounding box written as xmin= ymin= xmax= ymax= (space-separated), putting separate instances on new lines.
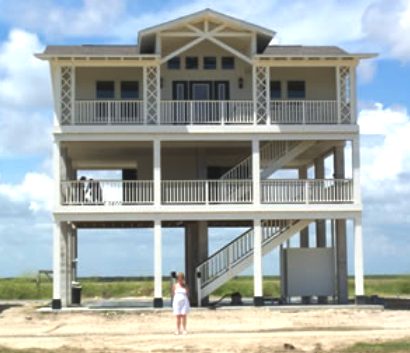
xmin=60 ymin=179 xmax=353 ymax=206
xmin=70 ymin=99 xmax=342 ymax=126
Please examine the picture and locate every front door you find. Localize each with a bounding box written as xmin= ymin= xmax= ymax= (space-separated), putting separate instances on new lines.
xmin=190 ymin=82 xmax=212 ymax=123
xmin=172 ymin=81 xmax=188 ymax=123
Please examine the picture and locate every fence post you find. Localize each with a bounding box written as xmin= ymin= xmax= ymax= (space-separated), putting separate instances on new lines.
xmin=305 ymin=180 xmax=309 ymax=204
xmin=196 ymin=271 xmax=202 ymax=307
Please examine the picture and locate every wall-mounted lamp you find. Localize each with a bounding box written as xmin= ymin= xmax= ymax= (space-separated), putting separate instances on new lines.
xmin=238 ymin=77 xmax=244 ymax=89
xmin=160 ymin=77 xmax=164 ymax=89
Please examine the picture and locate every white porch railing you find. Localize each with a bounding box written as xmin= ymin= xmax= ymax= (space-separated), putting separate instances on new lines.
xmin=70 ymin=99 xmax=344 ymax=125
xmin=261 ymin=179 xmax=353 ymax=204
xmin=61 ymin=179 xmax=353 ymax=206
xmin=160 ymin=100 xmax=254 ymax=125
xmin=270 ymin=100 xmax=338 ymax=124
xmin=61 ymin=180 xmax=153 ymax=205
xmin=196 ymin=220 xmax=293 ymax=288
xmin=74 ymin=100 xmax=144 ymax=125
xmin=161 ymin=180 xmax=253 ymax=204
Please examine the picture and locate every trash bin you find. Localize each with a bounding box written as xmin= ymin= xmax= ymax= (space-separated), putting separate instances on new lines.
xmin=72 ymin=282 xmax=82 ymax=305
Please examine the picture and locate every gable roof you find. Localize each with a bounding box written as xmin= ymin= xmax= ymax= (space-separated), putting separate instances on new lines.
xmin=138 ymin=8 xmax=275 ymax=38
xmin=138 ymin=8 xmax=274 ymax=54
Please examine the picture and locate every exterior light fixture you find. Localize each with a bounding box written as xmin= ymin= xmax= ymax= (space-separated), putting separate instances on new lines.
xmin=238 ymin=77 xmax=244 ymax=89
xmin=160 ymin=77 xmax=164 ymax=89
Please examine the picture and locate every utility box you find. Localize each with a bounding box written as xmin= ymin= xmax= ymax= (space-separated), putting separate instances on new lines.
xmin=71 ymin=282 xmax=82 ymax=305
xmin=281 ymin=248 xmax=336 ymax=299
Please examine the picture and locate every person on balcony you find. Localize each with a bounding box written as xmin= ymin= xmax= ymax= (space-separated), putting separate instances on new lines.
xmin=172 ymin=272 xmax=190 ymax=335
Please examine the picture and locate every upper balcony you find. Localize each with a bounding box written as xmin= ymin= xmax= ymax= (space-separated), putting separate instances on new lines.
xmin=54 ymin=57 xmax=355 ymax=130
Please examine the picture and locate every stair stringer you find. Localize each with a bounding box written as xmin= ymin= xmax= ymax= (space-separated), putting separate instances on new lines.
xmin=260 ymin=141 xmax=316 ymax=179
xmin=200 ymin=219 xmax=311 ymax=299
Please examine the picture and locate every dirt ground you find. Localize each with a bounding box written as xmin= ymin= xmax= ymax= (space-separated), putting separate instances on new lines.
xmin=0 ymin=303 xmax=410 ymax=353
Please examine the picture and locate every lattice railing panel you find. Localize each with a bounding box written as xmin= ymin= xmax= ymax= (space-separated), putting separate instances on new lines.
xmin=60 ymin=66 xmax=73 ymax=125
xmin=255 ymin=66 xmax=268 ymax=124
xmin=146 ymin=66 xmax=159 ymax=124
xmin=339 ymin=66 xmax=351 ymax=124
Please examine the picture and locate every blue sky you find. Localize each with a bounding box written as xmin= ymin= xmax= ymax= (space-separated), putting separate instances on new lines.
xmin=0 ymin=0 xmax=409 ymax=278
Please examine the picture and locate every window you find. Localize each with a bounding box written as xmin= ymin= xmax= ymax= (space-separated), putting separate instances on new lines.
xmin=270 ymin=81 xmax=281 ymax=99
xmin=185 ymin=57 xmax=198 ymax=69
xmin=121 ymin=81 xmax=139 ymax=99
xmin=221 ymin=56 xmax=235 ymax=69
xmin=287 ymin=81 xmax=306 ymax=99
xmin=167 ymin=57 xmax=180 ymax=69
xmin=96 ymin=81 xmax=114 ymax=99
xmin=203 ymin=56 xmax=216 ymax=70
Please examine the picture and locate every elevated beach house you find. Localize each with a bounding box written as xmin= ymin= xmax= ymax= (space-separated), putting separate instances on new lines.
xmin=36 ymin=9 xmax=375 ymax=308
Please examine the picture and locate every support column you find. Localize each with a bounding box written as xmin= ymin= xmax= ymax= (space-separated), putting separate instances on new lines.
xmin=299 ymin=167 xmax=310 ymax=304
xmin=298 ymin=166 xmax=309 ymax=248
xmin=52 ymin=221 xmax=69 ymax=309
xmin=252 ymin=139 xmax=260 ymax=205
xmin=153 ymin=220 xmax=163 ymax=308
xmin=334 ymin=146 xmax=348 ymax=304
xmin=354 ymin=216 xmax=365 ymax=301
xmin=253 ymin=219 xmax=263 ymax=306
xmin=153 ymin=139 xmax=161 ymax=206
xmin=352 ymin=135 xmax=361 ymax=204
xmin=314 ymin=158 xmax=327 ymax=304
xmin=314 ymin=158 xmax=326 ymax=247
xmin=185 ymin=221 xmax=208 ymax=306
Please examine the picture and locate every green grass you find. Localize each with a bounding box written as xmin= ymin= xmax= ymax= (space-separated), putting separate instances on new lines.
xmin=0 ymin=347 xmax=84 ymax=353
xmin=0 ymin=275 xmax=409 ymax=300
xmin=341 ymin=338 xmax=410 ymax=353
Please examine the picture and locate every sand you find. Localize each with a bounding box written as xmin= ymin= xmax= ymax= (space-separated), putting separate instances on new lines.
xmin=0 ymin=303 xmax=410 ymax=352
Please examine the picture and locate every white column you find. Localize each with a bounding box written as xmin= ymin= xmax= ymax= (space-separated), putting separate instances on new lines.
xmin=352 ymin=135 xmax=361 ymax=204
xmin=252 ymin=65 xmax=257 ymax=125
xmin=253 ymin=219 xmax=263 ymax=305
xmin=52 ymin=221 xmax=62 ymax=309
xmin=153 ymin=220 xmax=163 ymax=307
xmin=354 ymin=216 xmax=364 ymax=297
xmin=265 ymin=67 xmax=271 ymax=125
xmin=153 ymin=139 xmax=161 ymax=206
xmin=336 ymin=65 xmax=341 ymax=124
xmin=350 ymin=65 xmax=357 ymax=124
xmin=252 ymin=139 xmax=260 ymax=205
xmin=53 ymin=141 xmax=61 ymax=208
xmin=143 ymin=66 xmax=147 ymax=125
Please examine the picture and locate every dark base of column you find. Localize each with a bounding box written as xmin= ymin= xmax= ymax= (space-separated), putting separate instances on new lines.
xmin=153 ymin=297 xmax=164 ymax=308
xmin=318 ymin=296 xmax=328 ymax=304
xmin=355 ymin=295 xmax=367 ymax=305
xmin=253 ymin=296 xmax=264 ymax=306
xmin=51 ymin=299 xmax=62 ymax=310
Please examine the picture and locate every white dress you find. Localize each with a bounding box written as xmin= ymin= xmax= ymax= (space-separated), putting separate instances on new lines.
xmin=172 ymin=284 xmax=190 ymax=315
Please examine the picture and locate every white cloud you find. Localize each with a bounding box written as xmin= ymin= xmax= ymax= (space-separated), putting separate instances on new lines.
xmin=0 ymin=29 xmax=51 ymax=109
xmin=0 ymin=29 xmax=52 ymax=157
xmin=357 ymin=59 xmax=377 ymax=84
xmin=0 ymin=172 xmax=53 ymax=212
xmin=362 ymin=0 xmax=410 ymax=61
xmin=359 ymin=103 xmax=410 ymax=183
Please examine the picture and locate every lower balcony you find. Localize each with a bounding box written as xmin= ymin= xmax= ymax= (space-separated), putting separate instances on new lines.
xmin=60 ymin=179 xmax=353 ymax=206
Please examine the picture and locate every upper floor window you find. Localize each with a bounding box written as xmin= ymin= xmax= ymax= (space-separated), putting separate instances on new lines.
xmin=186 ymin=56 xmax=198 ymax=69
xmin=167 ymin=57 xmax=180 ymax=70
xmin=221 ymin=57 xmax=235 ymax=69
xmin=203 ymin=56 xmax=217 ymax=70
xmin=270 ymin=81 xmax=281 ymax=99
xmin=121 ymin=81 xmax=139 ymax=99
xmin=96 ymin=81 xmax=114 ymax=99
xmin=287 ymin=81 xmax=306 ymax=99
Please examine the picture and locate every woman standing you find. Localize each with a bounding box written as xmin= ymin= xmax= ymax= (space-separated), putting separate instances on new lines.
xmin=172 ymin=272 xmax=190 ymax=335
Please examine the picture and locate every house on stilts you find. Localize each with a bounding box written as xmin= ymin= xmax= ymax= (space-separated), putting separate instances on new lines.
xmin=36 ymin=9 xmax=375 ymax=309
